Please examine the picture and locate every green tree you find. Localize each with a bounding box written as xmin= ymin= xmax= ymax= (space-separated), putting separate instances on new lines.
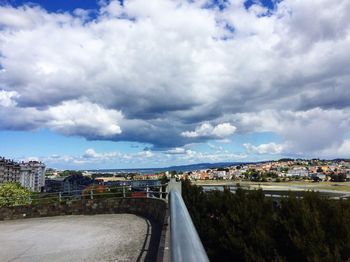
xmin=60 ymin=170 xmax=83 ymax=177
xmin=0 ymin=182 xmax=31 ymax=207
xmin=182 ymin=179 xmax=350 ymax=261
xmin=170 ymin=170 xmax=177 ymax=177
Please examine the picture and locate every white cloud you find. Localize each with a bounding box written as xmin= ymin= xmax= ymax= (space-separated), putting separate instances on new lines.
xmin=337 ymin=140 xmax=350 ymax=157
xmin=83 ymin=148 xmax=120 ymax=160
xmin=175 ymin=149 xmax=248 ymax=163
xmin=0 ymin=99 xmax=123 ymax=137
xmin=244 ymin=143 xmax=285 ymax=154
xmin=314 ymin=139 xmax=350 ymax=159
xmin=33 ymin=146 xmax=248 ymax=169
xmin=0 ymin=5 xmax=42 ymax=29
xmin=137 ymin=150 xmax=154 ymax=158
xmin=21 ymin=156 xmax=40 ymax=162
xmin=212 ymin=123 xmax=237 ymax=137
xmin=0 ymin=90 xmax=18 ymax=107
xmin=46 ymin=100 xmax=122 ymax=137
xmin=83 ymin=148 xmax=100 ymax=158
xmin=0 ymin=0 xmax=350 ymax=157
xmin=182 ymin=122 xmax=236 ymax=138
xmin=234 ymin=108 xmax=350 ymax=154
xmin=165 ymin=147 xmax=187 ymax=154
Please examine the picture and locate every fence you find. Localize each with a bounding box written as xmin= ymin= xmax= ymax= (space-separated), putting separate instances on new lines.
xmin=0 ymin=179 xmax=210 ymax=261
xmin=0 ymin=184 xmax=168 ymax=206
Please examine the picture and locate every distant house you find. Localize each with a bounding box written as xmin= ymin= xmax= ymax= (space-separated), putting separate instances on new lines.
xmin=216 ymin=170 xmax=226 ymax=179
xmin=286 ymin=167 xmax=308 ymax=177
xmin=310 ymin=173 xmax=326 ymax=181
xmin=98 ymin=179 xmax=161 ymax=188
xmin=45 ymin=174 xmax=93 ymax=193
xmin=207 ymin=171 xmax=215 ymax=180
xmin=199 ymin=172 xmax=208 ymax=180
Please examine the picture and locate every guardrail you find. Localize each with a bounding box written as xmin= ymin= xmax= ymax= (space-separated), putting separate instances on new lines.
xmin=1 ymin=180 xmax=210 ymax=261
xmin=168 ymin=179 xmax=209 ymax=262
xmin=0 ymin=184 xmax=168 ymax=206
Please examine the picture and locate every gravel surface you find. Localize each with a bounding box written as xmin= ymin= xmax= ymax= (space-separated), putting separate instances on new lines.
xmin=0 ymin=214 xmax=152 ymax=262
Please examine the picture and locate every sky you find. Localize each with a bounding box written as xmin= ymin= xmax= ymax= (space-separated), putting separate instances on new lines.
xmin=0 ymin=0 xmax=350 ymax=169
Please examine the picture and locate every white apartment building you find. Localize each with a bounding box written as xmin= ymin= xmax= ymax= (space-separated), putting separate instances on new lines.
xmin=20 ymin=161 xmax=46 ymax=192
xmin=0 ymin=157 xmax=21 ymax=184
xmin=286 ymin=167 xmax=309 ymax=177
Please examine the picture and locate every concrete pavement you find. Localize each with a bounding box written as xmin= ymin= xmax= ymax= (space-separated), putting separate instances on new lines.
xmin=0 ymin=214 xmax=153 ymax=262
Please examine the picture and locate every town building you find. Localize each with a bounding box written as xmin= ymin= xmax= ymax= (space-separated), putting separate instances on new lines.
xmin=286 ymin=167 xmax=309 ymax=177
xmin=45 ymin=174 xmax=93 ymax=193
xmin=0 ymin=157 xmax=21 ymax=184
xmin=20 ymin=161 xmax=46 ymax=192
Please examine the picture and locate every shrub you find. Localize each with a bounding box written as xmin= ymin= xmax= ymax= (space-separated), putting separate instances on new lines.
xmin=0 ymin=182 xmax=31 ymax=207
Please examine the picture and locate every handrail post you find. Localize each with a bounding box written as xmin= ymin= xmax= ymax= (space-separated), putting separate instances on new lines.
xmin=90 ymin=190 xmax=93 ymax=200
xmin=160 ymin=185 xmax=164 ymax=199
xmin=123 ymin=186 xmax=126 ymax=198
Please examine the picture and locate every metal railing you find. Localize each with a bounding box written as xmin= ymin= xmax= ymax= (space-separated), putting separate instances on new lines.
xmin=1 ymin=180 xmax=210 ymax=261
xmin=0 ymin=184 xmax=168 ymax=206
xmin=169 ymin=180 xmax=209 ymax=262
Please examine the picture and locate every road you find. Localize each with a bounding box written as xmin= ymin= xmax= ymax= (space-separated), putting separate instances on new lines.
xmin=0 ymin=214 xmax=154 ymax=262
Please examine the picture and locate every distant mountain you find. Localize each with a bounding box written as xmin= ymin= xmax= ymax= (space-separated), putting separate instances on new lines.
xmin=85 ymin=158 xmax=350 ymax=174
xmin=331 ymin=158 xmax=350 ymax=162
xmin=165 ymin=162 xmax=245 ymax=172
xmin=86 ymin=162 xmax=246 ymax=173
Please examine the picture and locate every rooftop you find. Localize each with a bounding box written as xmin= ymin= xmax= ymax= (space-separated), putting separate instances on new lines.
xmin=0 ymin=214 xmax=156 ymax=262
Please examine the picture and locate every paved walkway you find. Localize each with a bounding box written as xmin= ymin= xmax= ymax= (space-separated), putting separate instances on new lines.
xmin=0 ymin=214 xmax=153 ymax=262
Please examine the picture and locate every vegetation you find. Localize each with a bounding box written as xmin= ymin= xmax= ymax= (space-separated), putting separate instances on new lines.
xmin=0 ymin=182 xmax=31 ymax=207
xmin=91 ymin=172 xmax=114 ymax=179
xmin=182 ymin=180 xmax=350 ymax=261
xmin=59 ymin=170 xmax=83 ymax=177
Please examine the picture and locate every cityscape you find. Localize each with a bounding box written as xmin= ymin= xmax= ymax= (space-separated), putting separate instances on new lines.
xmin=2 ymin=155 xmax=350 ymax=194
xmin=1 ymin=0 xmax=350 ymax=261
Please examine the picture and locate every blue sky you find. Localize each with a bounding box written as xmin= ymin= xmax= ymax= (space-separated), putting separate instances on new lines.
xmin=0 ymin=0 xmax=350 ymax=169
xmin=4 ymin=0 xmax=100 ymax=11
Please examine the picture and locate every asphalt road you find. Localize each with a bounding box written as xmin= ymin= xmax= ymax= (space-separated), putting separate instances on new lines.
xmin=0 ymin=214 xmax=153 ymax=262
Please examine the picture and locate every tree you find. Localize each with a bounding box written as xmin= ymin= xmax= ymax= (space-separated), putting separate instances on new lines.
xmin=59 ymin=170 xmax=83 ymax=177
xmin=0 ymin=182 xmax=31 ymax=207
xmin=181 ymin=180 xmax=350 ymax=261
xmin=317 ymin=166 xmax=323 ymax=173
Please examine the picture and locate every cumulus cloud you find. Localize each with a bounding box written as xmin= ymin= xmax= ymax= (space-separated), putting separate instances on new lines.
xmin=233 ymin=108 xmax=350 ymax=155
xmin=244 ymin=143 xmax=285 ymax=154
xmin=0 ymin=0 xmax=350 ymax=157
xmin=29 ymin=146 xmax=247 ymax=169
xmin=182 ymin=123 xmax=236 ymax=138
xmin=0 ymin=90 xmax=18 ymax=107
xmin=165 ymin=147 xmax=187 ymax=154
xmin=83 ymin=148 xmax=121 ymax=160
xmin=83 ymin=148 xmax=99 ymax=158
xmin=46 ymin=100 xmax=122 ymax=137
xmin=0 ymin=99 xmax=123 ymax=137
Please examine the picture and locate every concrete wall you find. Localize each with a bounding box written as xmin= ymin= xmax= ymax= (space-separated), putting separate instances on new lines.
xmin=0 ymin=197 xmax=169 ymax=261
xmin=0 ymin=197 xmax=167 ymax=225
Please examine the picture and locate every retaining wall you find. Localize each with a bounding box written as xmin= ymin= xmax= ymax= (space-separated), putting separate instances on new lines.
xmin=0 ymin=197 xmax=167 ymax=224
xmin=0 ymin=197 xmax=169 ymax=261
